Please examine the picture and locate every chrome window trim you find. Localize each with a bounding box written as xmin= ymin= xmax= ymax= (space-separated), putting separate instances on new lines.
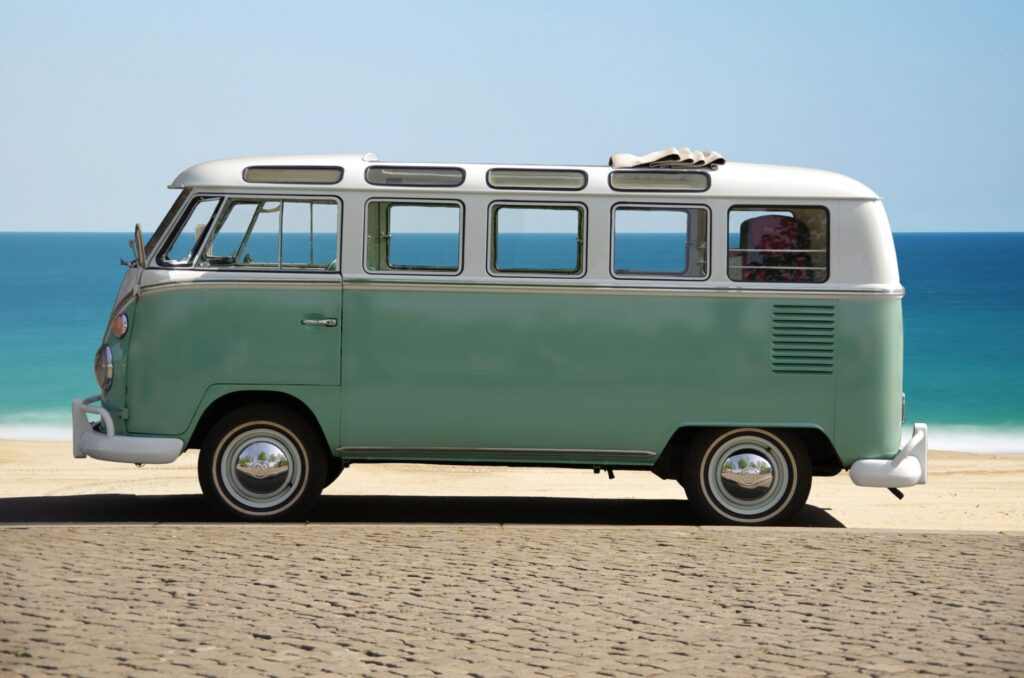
xmin=361 ymin=197 xmax=466 ymax=277
xmin=609 ymin=202 xmax=712 ymax=282
xmin=180 ymin=193 xmax=343 ymax=274
xmin=155 ymin=193 xmax=226 ymax=269
xmin=486 ymin=200 xmax=588 ymax=279
xmin=144 ymin=189 xmax=192 ymax=262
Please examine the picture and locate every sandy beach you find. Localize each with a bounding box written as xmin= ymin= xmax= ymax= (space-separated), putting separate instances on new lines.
xmin=2 ymin=439 xmax=1023 ymax=674
xmin=2 ymin=439 xmax=1022 ymax=530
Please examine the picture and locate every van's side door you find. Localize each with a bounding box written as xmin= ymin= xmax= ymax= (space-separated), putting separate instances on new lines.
xmin=126 ymin=195 xmax=343 ymax=437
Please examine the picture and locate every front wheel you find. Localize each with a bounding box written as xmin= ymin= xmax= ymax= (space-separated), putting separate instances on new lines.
xmin=680 ymin=428 xmax=811 ymax=526
xmin=324 ymin=456 xmax=345 ymax=488
xmin=199 ymin=405 xmax=327 ymax=521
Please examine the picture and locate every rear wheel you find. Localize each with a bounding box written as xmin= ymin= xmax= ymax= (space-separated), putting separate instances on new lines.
xmin=681 ymin=428 xmax=811 ymax=526
xmin=198 ymin=405 xmax=326 ymax=521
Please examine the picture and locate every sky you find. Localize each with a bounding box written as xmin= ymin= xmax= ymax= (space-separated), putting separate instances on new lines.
xmin=0 ymin=0 xmax=1021 ymax=233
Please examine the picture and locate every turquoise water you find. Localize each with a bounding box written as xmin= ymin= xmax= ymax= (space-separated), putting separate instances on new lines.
xmin=0 ymin=232 xmax=1021 ymax=451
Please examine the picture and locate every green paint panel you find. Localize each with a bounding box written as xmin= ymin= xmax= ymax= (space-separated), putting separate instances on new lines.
xmin=834 ymin=298 xmax=903 ymax=462
xmin=339 ymin=286 xmax=841 ymax=464
xmin=125 ymin=285 xmax=341 ymax=436
xmin=113 ymin=280 xmax=903 ymax=469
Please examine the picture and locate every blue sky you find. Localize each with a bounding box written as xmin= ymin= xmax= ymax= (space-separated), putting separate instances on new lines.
xmin=1 ymin=0 xmax=1021 ymax=232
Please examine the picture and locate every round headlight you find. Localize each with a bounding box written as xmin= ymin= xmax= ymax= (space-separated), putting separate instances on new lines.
xmin=112 ymin=312 xmax=129 ymax=339
xmin=94 ymin=345 xmax=113 ymax=391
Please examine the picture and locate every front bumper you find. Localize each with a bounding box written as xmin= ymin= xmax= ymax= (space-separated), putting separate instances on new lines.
xmin=849 ymin=423 xmax=928 ymax=488
xmin=72 ymin=395 xmax=184 ymax=464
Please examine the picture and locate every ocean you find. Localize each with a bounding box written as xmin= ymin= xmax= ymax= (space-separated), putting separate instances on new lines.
xmin=0 ymin=232 xmax=1021 ymax=452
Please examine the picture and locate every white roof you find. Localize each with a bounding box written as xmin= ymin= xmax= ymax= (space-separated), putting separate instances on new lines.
xmin=170 ymin=153 xmax=879 ymax=200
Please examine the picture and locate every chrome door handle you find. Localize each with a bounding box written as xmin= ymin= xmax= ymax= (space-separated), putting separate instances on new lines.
xmin=301 ymin=318 xmax=337 ymax=327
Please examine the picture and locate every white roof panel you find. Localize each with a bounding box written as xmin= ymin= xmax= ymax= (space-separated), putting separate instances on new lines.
xmin=170 ymin=153 xmax=878 ymax=200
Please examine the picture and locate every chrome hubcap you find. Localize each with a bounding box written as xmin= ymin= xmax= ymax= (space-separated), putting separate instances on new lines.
xmin=707 ymin=435 xmax=789 ymax=516
xmin=220 ymin=428 xmax=302 ymax=509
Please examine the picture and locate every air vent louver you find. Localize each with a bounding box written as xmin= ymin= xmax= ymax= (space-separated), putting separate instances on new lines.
xmin=771 ymin=304 xmax=835 ymax=374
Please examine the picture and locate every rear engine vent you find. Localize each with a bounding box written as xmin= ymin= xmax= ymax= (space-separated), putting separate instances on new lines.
xmin=771 ymin=304 xmax=835 ymax=374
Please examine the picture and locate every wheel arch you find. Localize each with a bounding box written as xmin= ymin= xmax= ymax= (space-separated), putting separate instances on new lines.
xmin=186 ymin=389 xmax=331 ymax=455
xmin=653 ymin=424 xmax=843 ymax=480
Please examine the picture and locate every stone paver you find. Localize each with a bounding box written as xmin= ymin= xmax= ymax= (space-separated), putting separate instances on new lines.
xmin=0 ymin=525 xmax=1022 ymax=676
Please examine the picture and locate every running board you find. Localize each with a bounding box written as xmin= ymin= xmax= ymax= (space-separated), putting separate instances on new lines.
xmin=337 ymin=446 xmax=656 ymax=464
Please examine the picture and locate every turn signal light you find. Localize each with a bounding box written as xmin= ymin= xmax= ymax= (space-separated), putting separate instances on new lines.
xmin=112 ymin=313 xmax=129 ymax=339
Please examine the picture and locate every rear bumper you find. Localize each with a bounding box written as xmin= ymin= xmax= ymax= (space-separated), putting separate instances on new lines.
xmin=849 ymin=423 xmax=928 ymax=488
xmin=72 ymin=395 xmax=184 ymax=464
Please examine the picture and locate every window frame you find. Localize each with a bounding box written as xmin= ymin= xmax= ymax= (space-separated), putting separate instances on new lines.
xmin=156 ymin=194 xmax=225 ymax=268
xmin=162 ymin=192 xmax=343 ymax=274
xmin=726 ymin=204 xmax=831 ymax=284
xmin=362 ymin=197 xmax=465 ymax=276
xmin=486 ymin=200 xmax=588 ymax=279
xmin=145 ymin=189 xmax=192 ymax=262
xmin=609 ymin=202 xmax=712 ymax=282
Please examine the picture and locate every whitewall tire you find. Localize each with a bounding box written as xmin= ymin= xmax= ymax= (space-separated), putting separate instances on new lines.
xmin=681 ymin=428 xmax=811 ymax=526
xmin=199 ymin=405 xmax=327 ymax=521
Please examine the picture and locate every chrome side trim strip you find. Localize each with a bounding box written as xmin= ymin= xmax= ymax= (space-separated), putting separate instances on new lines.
xmin=136 ymin=273 xmax=904 ymax=300
xmin=140 ymin=281 xmax=342 ymax=296
xmin=342 ymin=280 xmax=905 ymax=299
xmin=140 ymin=268 xmax=341 ymax=285
xmin=338 ymin=446 xmax=656 ymax=460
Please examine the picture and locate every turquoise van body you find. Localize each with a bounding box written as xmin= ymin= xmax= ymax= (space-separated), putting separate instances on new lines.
xmin=73 ymin=153 xmax=927 ymax=523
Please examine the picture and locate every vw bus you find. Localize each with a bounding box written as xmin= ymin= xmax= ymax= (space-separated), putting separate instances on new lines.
xmin=72 ymin=149 xmax=928 ymax=524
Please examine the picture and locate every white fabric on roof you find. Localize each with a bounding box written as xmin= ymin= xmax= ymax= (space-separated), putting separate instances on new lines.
xmin=609 ymin=147 xmax=725 ymax=169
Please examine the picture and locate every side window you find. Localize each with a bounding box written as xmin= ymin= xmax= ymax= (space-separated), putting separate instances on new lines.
xmin=491 ymin=204 xmax=584 ymax=275
xmin=159 ymin=196 xmax=221 ymax=265
xmin=200 ymin=198 xmax=339 ymax=270
xmin=283 ymin=202 xmax=339 ymax=268
xmin=612 ymin=205 xmax=708 ymax=278
xmin=365 ymin=201 xmax=462 ymax=273
xmin=728 ymin=207 xmax=829 ymax=283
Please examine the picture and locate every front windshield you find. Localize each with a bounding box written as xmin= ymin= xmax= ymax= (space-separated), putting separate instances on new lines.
xmin=143 ymin=189 xmax=190 ymax=260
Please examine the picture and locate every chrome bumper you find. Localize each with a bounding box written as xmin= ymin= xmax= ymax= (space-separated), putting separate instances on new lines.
xmin=849 ymin=423 xmax=928 ymax=488
xmin=72 ymin=395 xmax=184 ymax=464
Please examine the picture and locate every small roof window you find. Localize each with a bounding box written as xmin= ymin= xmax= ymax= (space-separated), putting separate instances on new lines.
xmin=242 ymin=166 xmax=344 ymax=185
xmin=487 ymin=168 xmax=587 ymax=191
xmin=365 ymin=166 xmax=465 ymax=187
xmin=609 ymin=170 xmax=710 ymax=192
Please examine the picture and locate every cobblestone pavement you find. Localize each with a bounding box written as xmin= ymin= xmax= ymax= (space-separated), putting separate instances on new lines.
xmin=1 ymin=524 xmax=1022 ymax=676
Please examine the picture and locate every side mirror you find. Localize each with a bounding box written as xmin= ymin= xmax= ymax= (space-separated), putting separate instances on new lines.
xmin=134 ymin=223 xmax=147 ymax=268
